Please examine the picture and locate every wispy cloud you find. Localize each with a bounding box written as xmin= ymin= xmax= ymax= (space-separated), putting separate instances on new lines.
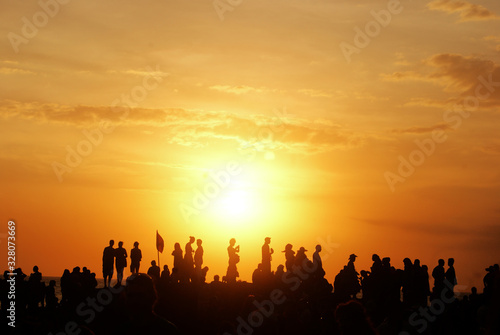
xmin=298 ymin=89 xmax=333 ymax=98
xmin=382 ymin=53 xmax=500 ymax=108
xmin=427 ymin=0 xmax=499 ymax=22
xmin=392 ymin=123 xmax=453 ymax=134
xmin=0 ymin=100 xmax=364 ymax=155
xmin=0 ymin=67 xmax=35 ymax=75
xmin=209 ymin=85 xmax=270 ymax=95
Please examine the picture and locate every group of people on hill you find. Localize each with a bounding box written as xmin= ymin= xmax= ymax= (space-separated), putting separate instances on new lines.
xmin=1 ymin=243 xmax=500 ymax=334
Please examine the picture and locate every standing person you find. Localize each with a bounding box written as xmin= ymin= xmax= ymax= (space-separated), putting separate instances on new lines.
xmin=115 ymin=241 xmax=127 ymax=287
xmin=226 ymin=238 xmax=240 ymax=283
xmin=313 ymin=244 xmax=325 ymax=278
xmin=172 ymin=243 xmax=184 ymax=274
xmin=283 ymin=244 xmax=295 ymax=272
xmin=102 ymin=240 xmax=115 ymax=288
xmin=431 ymin=259 xmax=445 ymax=300
xmin=184 ymin=236 xmax=195 ymax=281
xmin=130 ymin=241 xmax=142 ymax=274
xmin=261 ymin=237 xmax=274 ymax=275
xmin=194 ymin=239 xmax=204 ymax=275
xmin=147 ymin=260 xmax=161 ymax=282
xmin=445 ymin=258 xmax=457 ymax=298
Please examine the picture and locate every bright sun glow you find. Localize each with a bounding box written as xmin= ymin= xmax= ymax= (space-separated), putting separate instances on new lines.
xmin=216 ymin=190 xmax=254 ymax=218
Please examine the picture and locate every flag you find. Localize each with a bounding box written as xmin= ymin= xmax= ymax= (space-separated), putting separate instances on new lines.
xmin=156 ymin=230 xmax=164 ymax=253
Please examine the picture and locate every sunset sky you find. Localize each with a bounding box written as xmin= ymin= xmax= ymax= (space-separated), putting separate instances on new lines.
xmin=1 ymin=0 xmax=500 ymax=290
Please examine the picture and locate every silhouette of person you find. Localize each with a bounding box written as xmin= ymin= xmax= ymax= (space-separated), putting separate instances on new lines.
xmin=294 ymin=246 xmax=309 ymax=267
xmin=115 ymin=241 xmax=127 ymax=287
xmin=261 ymin=237 xmax=274 ymax=274
xmin=371 ymin=254 xmax=382 ymax=276
xmin=184 ymin=236 xmax=195 ymax=280
xmin=226 ymin=238 xmax=240 ymax=283
xmin=161 ymin=265 xmax=170 ymax=283
xmin=445 ymin=257 xmax=457 ymax=298
xmin=147 ymin=260 xmax=161 ymax=282
xmin=28 ymin=265 xmax=44 ymax=309
xmin=282 ymin=243 xmax=295 ymax=272
xmin=313 ymin=244 xmax=325 ymax=278
xmin=130 ymin=241 xmax=142 ymax=274
xmin=172 ymin=242 xmax=184 ymax=273
xmin=432 ymin=259 xmax=445 ymax=300
xmin=45 ymin=279 xmax=58 ymax=310
xmin=116 ymin=273 xmax=179 ymax=334
xmin=194 ymin=239 xmax=204 ymax=275
xmin=103 ymin=240 xmax=115 ymax=287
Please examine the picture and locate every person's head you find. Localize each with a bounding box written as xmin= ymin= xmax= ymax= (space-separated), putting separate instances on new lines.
xmin=349 ymin=254 xmax=357 ymax=262
xmin=109 ymin=240 xmax=114 ymax=247
xmin=189 ymin=236 xmax=195 ymax=243
xmin=213 ymin=275 xmax=220 ymax=282
xmin=403 ymin=258 xmax=412 ymax=267
xmin=151 ymin=260 xmax=156 ymax=266
xmin=316 ymin=244 xmax=322 ymax=252
xmin=438 ymin=259 xmax=445 ymax=266
xmin=230 ymin=238 xmax=236 ymax=246
xmin=174 ymin=242 xmax=181 ymax=250
xmin=118 ymin=241 xmax=123 ymax=248
xmin=197 ymin=239 xmax=202 ymax=246
xmin=372 ymin=254 xmax=380 ymax=262
xmin=448 ymin=258 xmax=454 ymax=266
xmin=125 ymin=273 xmax=157 ymax=315
xmin=134 ymin=241 xmax=139 ymax=248
xmin=33 ymin=265 xmax=39 ymax=272
xmin=265 ymin=237 xmax=271 ymax=244
xmin=163 ymin=265 xmax=169 ymax=271
xmin=471 ymin=287 xmax=477 ymax=294
xmin=414 ymin=259 xmax=421 ymax=267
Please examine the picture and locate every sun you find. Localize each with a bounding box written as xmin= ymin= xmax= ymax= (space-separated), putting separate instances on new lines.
xmin=216 ymin=190 xmax=254 ymax=218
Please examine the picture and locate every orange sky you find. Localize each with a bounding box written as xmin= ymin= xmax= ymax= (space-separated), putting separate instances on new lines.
xmin=1 ymin=0 xmax=500 ymax=290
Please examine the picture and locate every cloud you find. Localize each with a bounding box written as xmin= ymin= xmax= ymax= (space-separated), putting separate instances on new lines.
xmin=298 ymin=89 xmax=333 ymax=98
xmin=392 ymin=123 xmax=454 ymax=134
xmin=427 ymin=0 xmax=499 ymax=22
xmin=382 ymin=53 xmax=500 ymax=108
xmin=209 ymin=85 xmax=269 ymax=95
xmin=0 ymin=67 xmax=35 ymax=75
xmin=0 ymin=100 xmax=363 ymax=156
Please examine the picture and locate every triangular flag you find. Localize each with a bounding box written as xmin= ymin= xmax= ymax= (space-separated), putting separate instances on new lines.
xmin=156 ymin=230 xmax=164 ymax=253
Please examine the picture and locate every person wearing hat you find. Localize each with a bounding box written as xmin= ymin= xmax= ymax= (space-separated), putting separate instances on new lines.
xmin=346 ymin=254 xmax=357 ymax=273
xmin=282 ymin=244 xmax=295 ymax=272
xmin=261 ymin=237 xmax=274 ymax=275
xmin=295 ymin=247 xmax=309 ymax=267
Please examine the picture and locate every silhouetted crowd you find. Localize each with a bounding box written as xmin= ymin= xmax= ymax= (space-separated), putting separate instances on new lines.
xmin=1 ymin=237 xmax=499 ymax=335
